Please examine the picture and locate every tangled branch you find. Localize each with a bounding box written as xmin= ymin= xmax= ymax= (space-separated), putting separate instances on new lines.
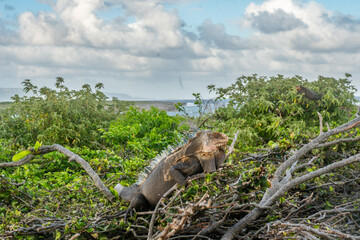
xmin=221 ymin=114 xmax=360 ymax=240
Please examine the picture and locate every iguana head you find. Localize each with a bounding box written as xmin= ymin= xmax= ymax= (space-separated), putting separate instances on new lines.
xmin=186 ymin=130 xmax=228 ymax=172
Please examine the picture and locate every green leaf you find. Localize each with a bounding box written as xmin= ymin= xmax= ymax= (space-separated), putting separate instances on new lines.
xmin=34 ymin=141 xmax=42 ymax=152
xmin=12 ymin=150 xmax=32 ymax=161
xmin=55 ymin=230 xmax=62 ymax=240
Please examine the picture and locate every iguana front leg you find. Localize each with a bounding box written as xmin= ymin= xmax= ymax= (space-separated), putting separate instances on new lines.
xmin=197 ymin=152 xmax=217 ymax=173
xmin=170 ymin=156 xmax=202 ymax=185
xmin=215 ymin=149 xmax=226 ymax=169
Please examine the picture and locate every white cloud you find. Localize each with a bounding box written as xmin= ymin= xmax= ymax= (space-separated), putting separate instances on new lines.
xmin=1 ymin=0 xmax=360 ymax=99
xmin=244 ymin=0 xmax=360 ymax=53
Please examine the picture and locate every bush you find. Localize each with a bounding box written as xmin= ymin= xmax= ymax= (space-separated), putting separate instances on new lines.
xmin=102 ymin=106 xmax=190 ymax=160
xmin=0 ymin=77 xmax=127 ymax=147
xmin=208 ymin=74 xmax=358 ymax=150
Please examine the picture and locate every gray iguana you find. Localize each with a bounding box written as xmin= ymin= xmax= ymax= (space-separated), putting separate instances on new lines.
xmin=296 ymin=85 xmax=322 ymax=100
xmin=115 ymin=130 xmax=228 ymax=210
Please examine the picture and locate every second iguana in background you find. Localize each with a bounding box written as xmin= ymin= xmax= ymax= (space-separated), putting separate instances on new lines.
xmin=115 ymin=130 xmax=228 ymax=210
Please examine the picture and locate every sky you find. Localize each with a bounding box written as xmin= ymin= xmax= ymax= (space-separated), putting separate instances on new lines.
xmin=1 ymin=0 xmax=360 ymax=99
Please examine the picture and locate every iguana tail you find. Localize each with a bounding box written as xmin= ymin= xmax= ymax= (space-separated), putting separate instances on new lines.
xmin=115 ymin=183 xmax=140 ymax=203
xmin=115 ymin=183 xmax=124 ymax=196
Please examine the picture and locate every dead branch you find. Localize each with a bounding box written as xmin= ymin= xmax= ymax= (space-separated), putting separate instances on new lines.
xmin=148 ymin=184 xmax=180 ymax=240
xmin=0 ymin=144 xmax=114 ymax=202
xmin=221 ymin=115 xmax=360 ymax=240
xmin=317 ymin=135 xmax=360 ymax=148
xmin=69 ymin=233 xmax=81 ymax=240
xmin=192 ymin=204 xmax=235 ymax=239
xmin=0 ymin=154 xmax=33 ymax=167
xmin=317 ymin=112 xmax=323 ymax=133
xmin=158 ymin=193 xmax=211 ymax=240
xmin=225 ymin=131 xmax=239 ymax=159
xmin=273 ymin=222 xmax=360 ymax=240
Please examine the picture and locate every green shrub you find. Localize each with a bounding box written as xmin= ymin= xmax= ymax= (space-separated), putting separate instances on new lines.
xmin=102 ymin=106 xmax=190 ymax=160
xmin=208 ymin=74 xmax=358 ymax=150
xmin=0 ymin=78 xmax=128 ymax=147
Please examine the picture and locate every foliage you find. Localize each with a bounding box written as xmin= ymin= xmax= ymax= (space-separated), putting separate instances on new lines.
xmin=0 ymin=105 xmax=191 ymax=239
xmin=208 ymin=74 xmax=358 ymax=150
xmin=0 ymin=146 xmax=124 ymax=238
xmin=102 ymin=106 xmax=190 ymax=160
xmin=0 ymin=78 xmax=129 ymax=147
xmin=1 ymin=74 xmax=359 ymax=239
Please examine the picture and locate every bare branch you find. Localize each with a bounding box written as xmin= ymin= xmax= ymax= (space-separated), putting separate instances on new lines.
xmin=263 ymin=153 xmax=360 ymax=207
xmin=221 ymin=115 xmax=360 ymax=240
xmin=0 ymin=144 xmax=115 ymax=202
xmin=271 ymin=116 xmax=360 ymax=189
xmin=317 ymin=112 xmax=323 ymax=133
xmin=317 ymin=136 xmax=360 ymax=148
xmin=225 ymin=131 xmax=239 ymax=159
xmin=148 ymin=184 xmax=179 ymax=240
xmin=0 ymin=154 xmax=34 ymax=167
xmin=294 ymin=155 xmax=318 ymax=171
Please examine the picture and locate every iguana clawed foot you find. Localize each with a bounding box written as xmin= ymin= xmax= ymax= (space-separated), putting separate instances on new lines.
xmin=124 ymin=207 xmax=133 ymax=222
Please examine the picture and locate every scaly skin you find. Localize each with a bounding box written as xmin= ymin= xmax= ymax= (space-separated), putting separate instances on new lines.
xmin=115 ymin=130 xmax=228 ymax=209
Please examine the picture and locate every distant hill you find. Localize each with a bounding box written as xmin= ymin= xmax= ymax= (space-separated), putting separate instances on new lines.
xmin=0 ymin=88 xmax=142 ymax=102
xmin=103 ymin=92 xmax=145 ymax=100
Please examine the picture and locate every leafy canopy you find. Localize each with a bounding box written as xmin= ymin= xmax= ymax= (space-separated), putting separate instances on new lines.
xmin=208 ymin=74 xmax=357 ymax=150
xmin=0 ymin=77 xmax=128 ymax=147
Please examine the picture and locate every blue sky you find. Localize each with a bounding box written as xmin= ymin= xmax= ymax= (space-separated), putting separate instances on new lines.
xmin=1 ymin=0 xmax=360 ymax=99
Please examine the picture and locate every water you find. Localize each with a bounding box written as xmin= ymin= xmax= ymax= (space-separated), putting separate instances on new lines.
xmin=167 ymin=99 xmax=228 ymax=117
xmin=167 ymin=102 xmax=200 ymax=117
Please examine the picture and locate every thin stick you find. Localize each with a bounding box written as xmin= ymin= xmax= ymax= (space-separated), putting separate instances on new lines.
xmin=148 ymin=184 xmax=179 ymax=240
xmin=225 ymin=131 xmax=239 ymax=159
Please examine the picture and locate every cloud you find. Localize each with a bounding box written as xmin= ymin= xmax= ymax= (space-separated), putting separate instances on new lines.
xmin=246 ymin=9 xmax=307 ymax=33
xmin=16 ymin=0 xmax=186 ymax=50
xmin=243 ymin=0 xmax=360 ymax=54
xmin=198 ymin=19 xmax=250 ymax=50
xmin=4 ymin=4 xmax=15 ymax=11
xmin=322 ymin=13 xmax=360 ymax=32
xmin=0 ymin=0 xmax=222 ymax=98
xmin=1 ymin=0 xmax=360 ymax=99
xmin=19 ymin=11 xmax=66 ymax=45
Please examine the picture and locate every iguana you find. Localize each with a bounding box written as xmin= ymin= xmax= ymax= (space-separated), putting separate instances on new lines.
xmin=296 ymin=85 xmax=322 ymax=100
xmin=115 ymin=130 xmax=228 ymax=210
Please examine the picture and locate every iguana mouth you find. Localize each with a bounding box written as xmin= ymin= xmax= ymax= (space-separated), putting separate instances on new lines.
xmin=215 ymin=143 xmax=226 ymax=146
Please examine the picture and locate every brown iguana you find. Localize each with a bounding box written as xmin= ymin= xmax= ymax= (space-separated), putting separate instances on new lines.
xmin=115 ymin=130 xmax=228 ymax=210
xmin=296 ymin=85 xmax=322 ymax=100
